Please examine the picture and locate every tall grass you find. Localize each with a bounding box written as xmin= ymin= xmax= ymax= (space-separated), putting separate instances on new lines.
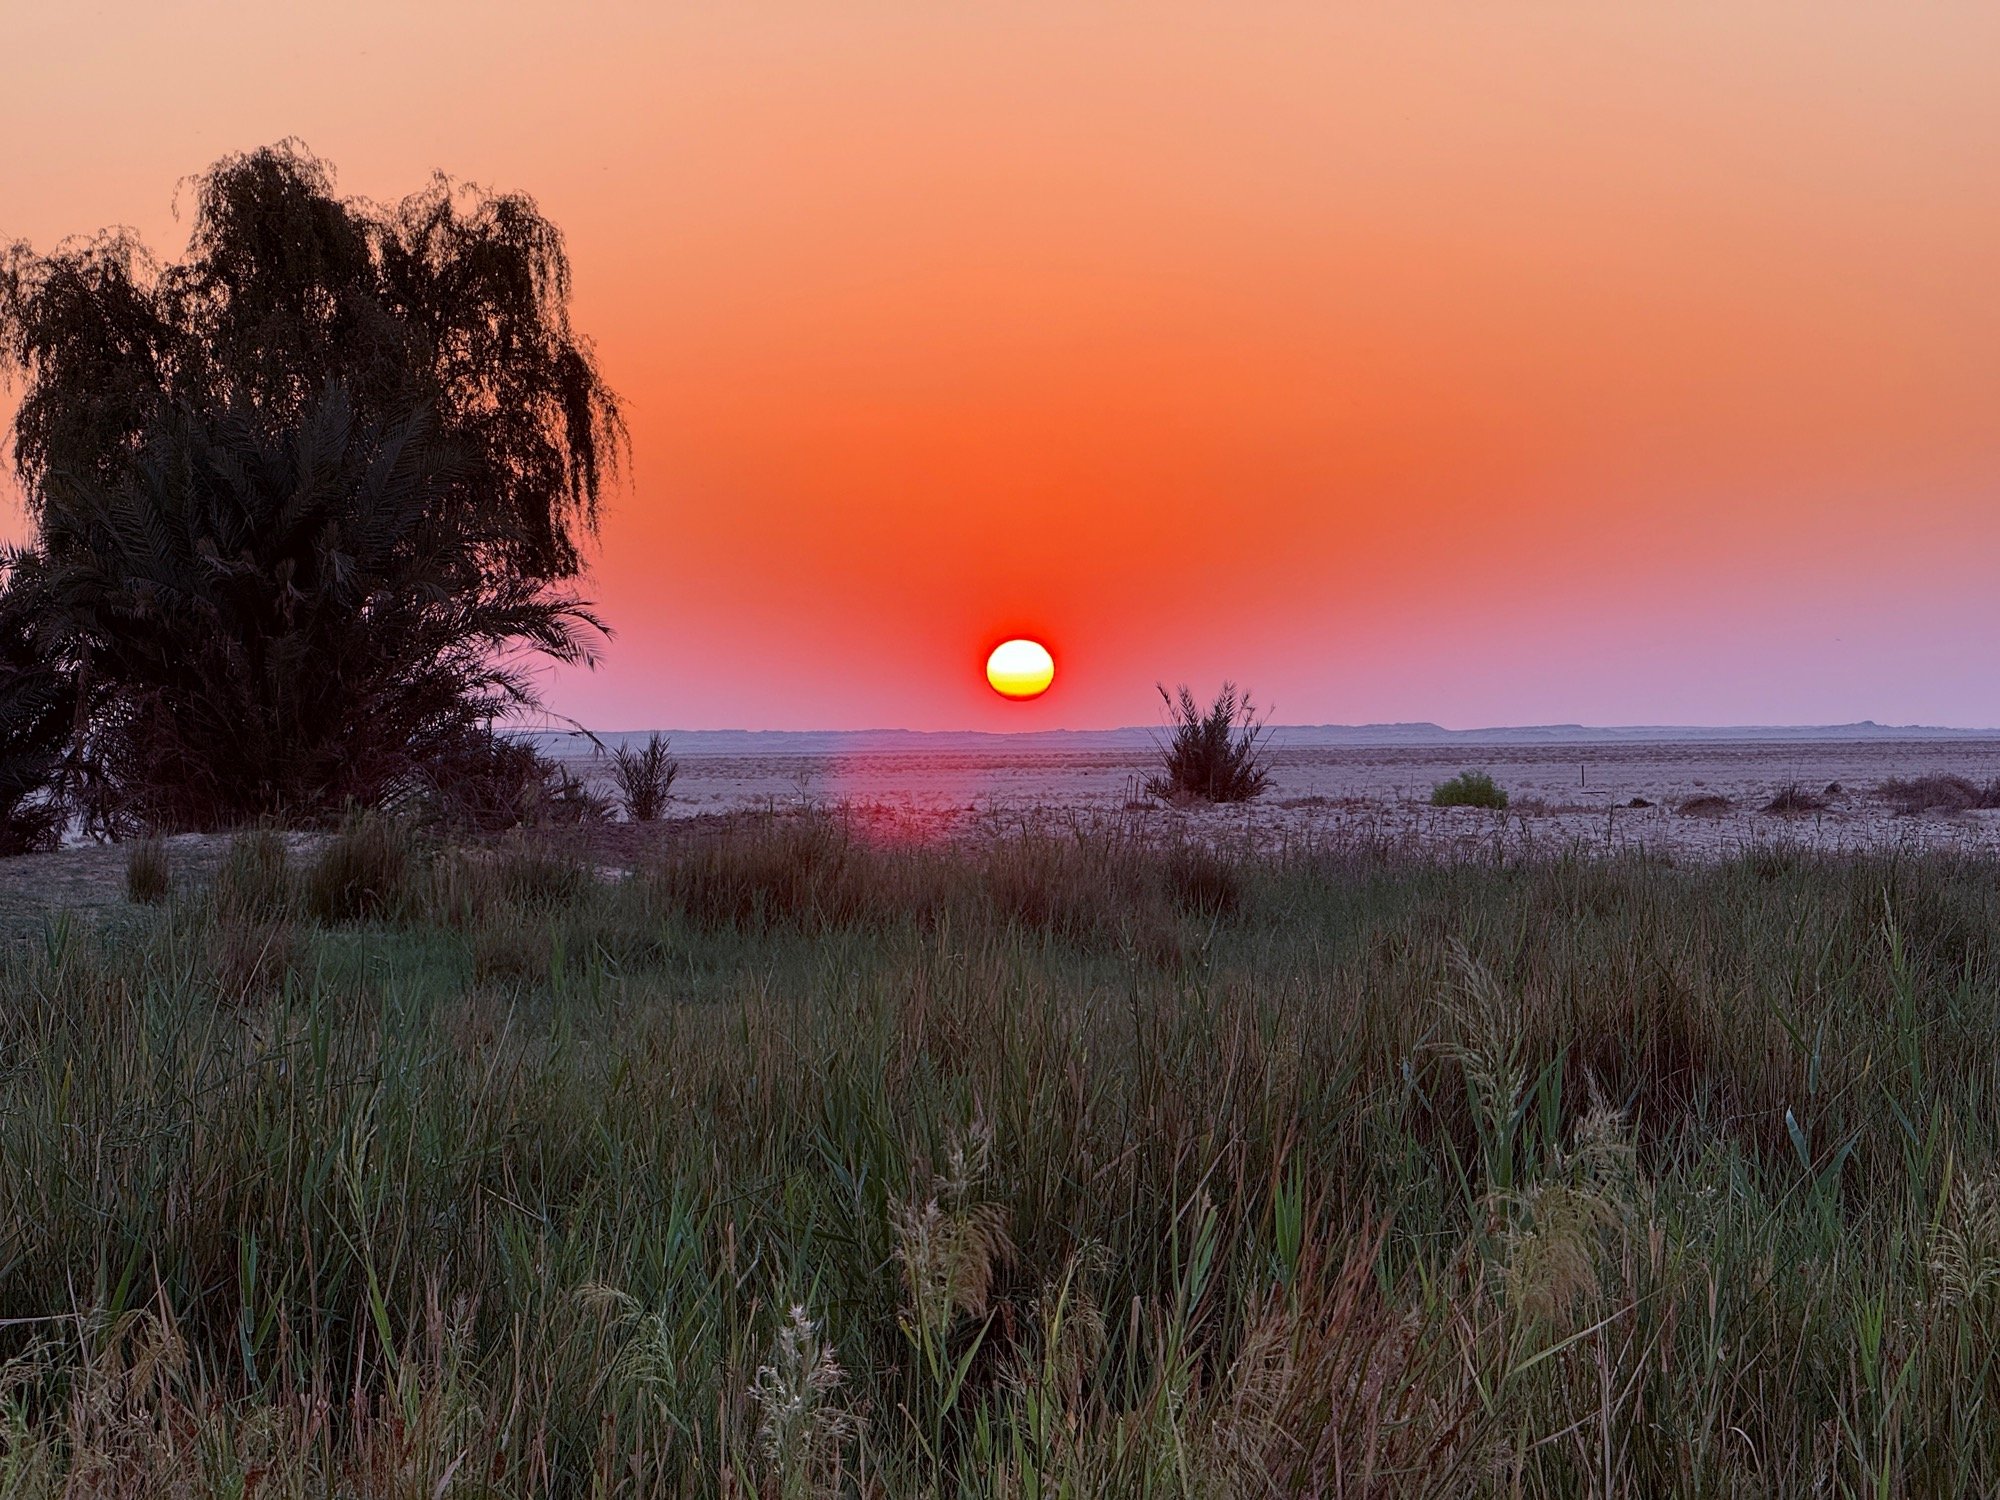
xmin=5 ymin=817 xmax=2000 ymax=1492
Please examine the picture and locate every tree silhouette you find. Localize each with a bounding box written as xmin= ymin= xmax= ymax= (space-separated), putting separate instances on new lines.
xmin=0 ymin=143 xmax=623 ymax=831
xmin=31 ymin=386 xmax=602 ymax=830
xmin=1 ymin=140 xmax=623 ymax=585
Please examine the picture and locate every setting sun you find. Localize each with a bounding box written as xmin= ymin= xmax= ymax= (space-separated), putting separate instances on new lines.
xmin=986 ymin=638 xmax=1054 ymax=700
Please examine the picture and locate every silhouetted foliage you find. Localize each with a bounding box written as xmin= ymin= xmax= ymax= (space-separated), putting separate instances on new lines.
xmin=610 ymin=733 xmax=679 ymax=821
xmin=1 ymin=141 xmax=623 ymax=586
xmin=1147 ymin=683 xmax=1272 ymax=804
xmin=0 ymin=144 xmax=621 ymax=832
xmin=29 ymin=387 xmax=602 ymax=830
xmin=0 ymin=552 xmax=73 ymax=853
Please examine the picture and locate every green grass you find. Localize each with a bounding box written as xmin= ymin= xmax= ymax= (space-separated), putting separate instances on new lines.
xmin=4 ymin=815 xmax=2000 ymax=1494
xmin=1431 ymin=769 xmax=1509 ymax=809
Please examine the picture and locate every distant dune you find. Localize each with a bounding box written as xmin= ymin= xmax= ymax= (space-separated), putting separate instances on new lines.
xmin=525 ymin=720 xmax=2000 ymax=756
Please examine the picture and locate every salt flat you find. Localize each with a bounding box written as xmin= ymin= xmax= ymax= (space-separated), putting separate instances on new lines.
xmin=557 ymin=734 xmax=2000 ymax=859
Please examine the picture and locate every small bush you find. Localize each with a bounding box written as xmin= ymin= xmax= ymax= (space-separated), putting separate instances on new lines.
xmin=125 ymin=840 xmax=171 ymax=904
xmin=412 ymin=732 xmax=609 ymax=833
xmin=1431 ymin=771 xmax=1507 ymax=810
xmin=213 ymin=829 xmax=293 ymax=920
xmin=1761 ymin=784 xmax=1827 ymax=815
xmin=305 ymin=813 xmax=420 ymax=924
xmin=1877 ymin=775 xmax=1989 ymax=816
xmin=1147 ymin=683 xmax=1272 ymax=804
xmin=1676 ymin=794 xmax=1735 ymax=817
xmin=611 ymin=733 xmax=679 ymax=822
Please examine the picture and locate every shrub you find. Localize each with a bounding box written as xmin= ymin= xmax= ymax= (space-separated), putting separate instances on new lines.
xmin=125 ymin=839 xmax=171 ymax=904
xmin=1877 ymin=775 xmax=1987 ymax=816
xmin=1431 ymin=771 xmax=1507 ymax=810
xmin=413 ymin=732 xmax=606 ymax=833
xmin=610 ymin=733 xmax=679 ymax=822
xmin=1676 ymin=794 xmax=1735 ymax=817
xmin=1146 ymin=683 xmax=1272 ymax=804
xmin=1761 ymin=784 xmax=1827 ymax=815
xmin=305 ymin=813 xmax=420 ymax=924
xmin=213 ymin=829 xmax=293 ymax=920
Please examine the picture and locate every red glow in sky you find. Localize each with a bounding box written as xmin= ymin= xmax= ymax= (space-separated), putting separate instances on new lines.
xmin=5 ymin=4 xmax=2000 ymax=728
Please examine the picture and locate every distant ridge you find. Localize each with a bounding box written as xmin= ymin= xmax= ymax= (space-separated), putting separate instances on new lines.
xmin=527 ymin=721 xmax=2000 ymax=756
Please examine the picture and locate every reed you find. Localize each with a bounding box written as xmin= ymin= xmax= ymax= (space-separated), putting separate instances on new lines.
xmin=3 ymin=816 xmax=1999 ymax=1493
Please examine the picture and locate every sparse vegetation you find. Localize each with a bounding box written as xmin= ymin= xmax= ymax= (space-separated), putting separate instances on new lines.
xmin=302 ymin=811 xmax=420 ymax=923
xmin=1430 ymin=769 xmax=1508 ymax=808
xmin=1762 ymin=782 xmax=1828 ymax=814
xmin=123 ymin=838 xmax=170 ymax=904
xmin=1146 ymin=682 xmax=1272 ymax=803
xmin=1676 ymin=792 xmax=1735 ymax=816
xmin=5 ymin=826 xmax=2000 ymax=1491
xmin=1877 ymin=774 xmax=2000 ymax=816
xmin=610 ymin=732 xmax=679 ymax=821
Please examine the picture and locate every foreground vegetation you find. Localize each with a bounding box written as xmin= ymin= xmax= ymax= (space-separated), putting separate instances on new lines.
xmin=4 ymin=819 xmax=2000 ymax=1495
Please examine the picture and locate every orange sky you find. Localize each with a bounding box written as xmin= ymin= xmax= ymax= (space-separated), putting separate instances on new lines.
xmin=6 ymin=3 xmax=2000 ymax=729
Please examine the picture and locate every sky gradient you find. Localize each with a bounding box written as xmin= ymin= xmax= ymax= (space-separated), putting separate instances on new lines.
xmin=6 ymin=3 xmax=1999 ymax=729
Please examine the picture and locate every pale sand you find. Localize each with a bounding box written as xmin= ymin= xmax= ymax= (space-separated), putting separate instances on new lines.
xmin=566 ymin=738 xmax=2000 ymax=859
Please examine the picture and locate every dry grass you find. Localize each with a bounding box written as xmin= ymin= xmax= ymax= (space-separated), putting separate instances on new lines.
xmin=5 ymin=823 xmax=2000 ymax=1492
xmin=123 ymin=839 xmax=171 ymax=904
xmin=1761 ymin=782 xmax=1829 ymax=814
xmin=1877 ymin=774 xmax=2000 ymax=816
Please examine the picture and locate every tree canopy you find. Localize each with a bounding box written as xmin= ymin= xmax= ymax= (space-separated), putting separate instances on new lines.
xmin=0 ymin=144 xmax=622 ymax=833
xmin=1 ymin=141 xmax=624 ymax=585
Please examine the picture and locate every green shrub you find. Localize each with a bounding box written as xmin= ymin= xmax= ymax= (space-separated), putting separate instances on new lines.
xmin=1430 ymin=770 xmax=1508 ymax=809
xmin=1147 ymin=682 xmax=1272 ymax=804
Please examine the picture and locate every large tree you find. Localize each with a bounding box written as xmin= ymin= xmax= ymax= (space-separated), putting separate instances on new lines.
xmin=1 ymin=140 xmax=623 ymax=585
xmin=0 ymin=144 xmax=622 ymax=830
xmin=33 ymin=387 xmax=603 ymax=830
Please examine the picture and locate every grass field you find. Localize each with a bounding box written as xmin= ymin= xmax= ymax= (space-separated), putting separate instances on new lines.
xmin=4 ymin=815 xmax=2000 ymax=1495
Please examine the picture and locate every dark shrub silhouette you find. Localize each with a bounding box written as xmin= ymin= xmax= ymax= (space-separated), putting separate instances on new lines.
xmin=1 ymin=141 xmax=621 ymax=586
xmin=611 ymin=733 xmax=679 ymax=822
xmin=1147 ymin=683 xmax=1272 ymax=804
xmin=0 ymin=552 xmax=72 ymax=853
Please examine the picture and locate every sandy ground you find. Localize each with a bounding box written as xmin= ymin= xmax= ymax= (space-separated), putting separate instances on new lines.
xmin=7 ymin=739 xmax=2000 ymax=925
xmin=565 ymin=737 xmax=2000 ymax=859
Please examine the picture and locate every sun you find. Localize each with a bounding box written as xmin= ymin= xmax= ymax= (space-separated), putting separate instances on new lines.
xmin=986 ymin=638 xmax=1055 ymax=700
